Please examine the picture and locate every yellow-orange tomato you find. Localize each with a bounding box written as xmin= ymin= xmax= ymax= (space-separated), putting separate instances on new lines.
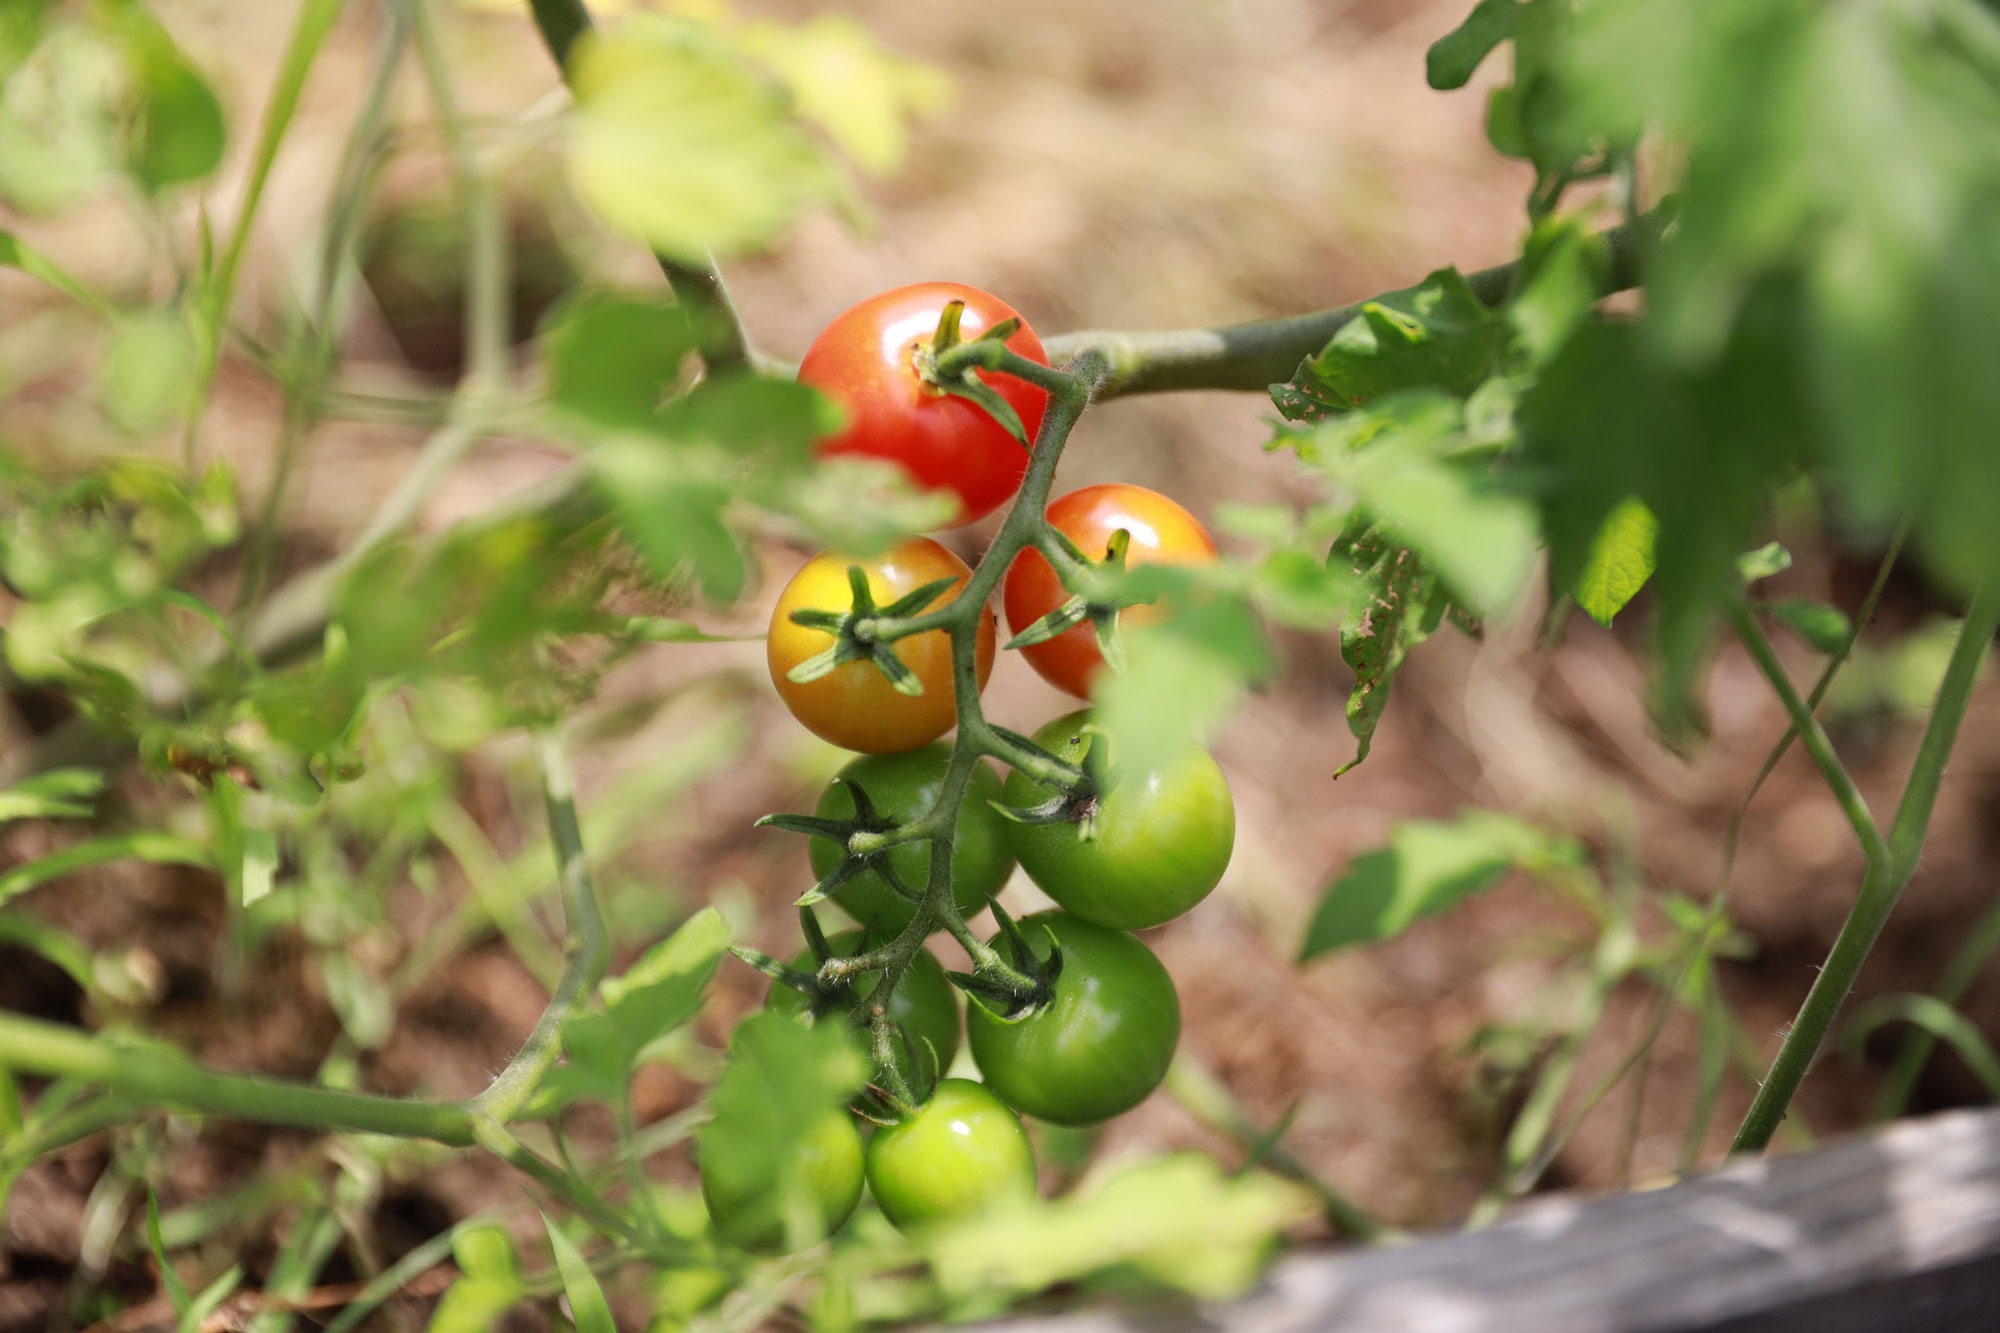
xmin=1002 ymin=484 xmax=1217 ymax=699
xmin=768 ymin=538 xmax=997 ymax=754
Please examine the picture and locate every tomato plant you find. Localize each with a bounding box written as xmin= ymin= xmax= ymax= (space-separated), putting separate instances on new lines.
xmin=766 ymin=927 xmax=963 ymax=1070
xmin=864 ymin=1077 xmax=1038 ymax=1230
xmin=966 ymin=911 xmax=1182 ymax=1125
xmin=798 ymin=282 xmax=1051 ymax=526
xmin=807 ymin=744 xmax=1014 ymax=933
xmin=698 ymin=1106 xmax=866 ymax=1253
xmin=1004 ymin=483 xmax=1219 ymax=698
xmin=1002 ymin=709 xmax=1235 ymax=931
xmin=767 ymin=537 xmax=996 ymax=754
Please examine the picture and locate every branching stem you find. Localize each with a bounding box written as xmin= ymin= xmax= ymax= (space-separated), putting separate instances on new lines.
xmin=1731 ymin=585 xmax=1999 ymax=1153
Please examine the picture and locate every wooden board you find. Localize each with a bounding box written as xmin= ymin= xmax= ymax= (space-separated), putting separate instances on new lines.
xmin=990 ymin=1106 xmax=2000 ymax=1333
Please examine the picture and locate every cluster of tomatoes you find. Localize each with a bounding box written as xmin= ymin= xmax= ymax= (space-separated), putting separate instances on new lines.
xmin=699 ymin=284 xmax=1236 ymax=1250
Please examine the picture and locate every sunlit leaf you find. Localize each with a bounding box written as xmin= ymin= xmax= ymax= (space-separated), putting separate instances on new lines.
xmin=1573 ymin=496 xmax=1657 ymax=627
xmin=1288 ymin=269 xmax=1505 ymax=413
xmin=568 ymin=17 xmax=834 ymax=260
xmin=923 ymin=1154 xmax=1312 ymax=1301
xmin=0 ymin=768 xmax=105 ymax=823
xmin=1302 ymin=809 xmax=1584 ymax=959
xmin=741 ymin=16 xmax=949 ymax=175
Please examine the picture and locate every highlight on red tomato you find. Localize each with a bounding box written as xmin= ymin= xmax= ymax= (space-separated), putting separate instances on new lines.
xmin=1003 ymin=483 xmax=1218 ymax=699
xmin=767 ymin=537 xmax=996 ymax=754
xmin=1002 ymin=709 xmax=1233 ymax=931
xmin=865 ymin=1078 xmax=1037 ymax=1231
xmin=797 ymin=282 xmax=1050 ymax=527
xmin=966 ymin=911 xmax=1180 ymax=1126
xmin=808 ymin=745 xmax=1015 ymax=934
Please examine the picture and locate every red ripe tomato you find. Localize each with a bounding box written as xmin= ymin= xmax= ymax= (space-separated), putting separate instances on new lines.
xmin=1002 ymin=484 xmax=1217 ymax=699
xmin=767 ymin=538 xmax=996 ymax=755
xmin=798 ymin=283 xmax=1050 ymax=526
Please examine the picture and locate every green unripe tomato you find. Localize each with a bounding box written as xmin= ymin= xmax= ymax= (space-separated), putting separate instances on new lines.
xmin=865 ymin=1078 xmax=1037 ymax=1230
xmin=1003 ymin=710 xmax=1233 ymax=931
xmin=810 ymin=744 xmax=1014 ymax=933
xmin=765 ymin=929 xmax=962 ymax=1071
xmin=967 ymin=911 xmax=1180 ymax=1126
xmin=698 ymin=1106 xmax=865 ymax=1252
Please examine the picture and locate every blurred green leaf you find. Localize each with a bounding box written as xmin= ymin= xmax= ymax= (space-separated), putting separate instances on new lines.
xmin=696 ymin=1012 xmax=866 ymax=1250
xmin=0 ymin=231 xmax=112 ymax=313
xmin=118 ymin=11 xmax=224 ymax=192
xmin=1737 ymin=542 xmax=1793 ymax=584
xmin=1093 ymin=572 xmax=1271 ymax=781
xmin=1573 ymin=496 xmax=1657 ymax=627
xmin=588 ymin=440 xmax=744 ymax=602
xmin=1522 ymin=312 xmax=1812 ymax=737
xmin=1508 ymin=213 xmax=1605 ymax=364
xmin=0 ymin=832 xmax=213 ymax=908
xmin=431 ymin=1226 xmax=527 ymax=1333
xmin=602 ymin=906 xmax=729 ymax=1054
xmin=0 ymin=24 xmax=123 ymax=214
xmin=543 ymin=292 xmax=695 ymax=435
xmin=1845 ymin=994 xmax=2000 ymax=1101
xmin=97 ymin=309 xmax=196 ymax=433
xmin=1771 ymin=598 xmax=1851 ymax=655
xmin=923 ymin=1154 xmax=1312 ymax=1301
xmin=741 ymin=16 xmax=949 ymax=175
xmin=0 ymin=769 xmax=105 ymax=823
xmin=1302 ymin=809 xmax=1584 ymax=959
xmin=541 ymin=1213 xmax=615 ymax=1333
xmin=568 ymin=17 xmax=834 ymax=260
xmin=1428 ymin=0 xmax=1523 ymax=91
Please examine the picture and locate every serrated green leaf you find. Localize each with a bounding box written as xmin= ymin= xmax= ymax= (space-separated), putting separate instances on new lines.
xmin=1302 ymin=809 xmax=1583 ymax=959
xmin=1573 ymin=496 xmax=1657 ymax=626
xmin=1428 ymin=0 xmax=1523 ymax=91
xmin=1288 ymin=269 xmax=1504 ymax=413
xmin=568 ymin=17 xmax=834 ymax=260
xmin=601 ymin=907 xmax=729 ymax=1051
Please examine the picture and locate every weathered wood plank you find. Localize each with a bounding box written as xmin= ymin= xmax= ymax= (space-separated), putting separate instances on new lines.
xmin=992 ymin=1106 xmax=2000 ymax=1333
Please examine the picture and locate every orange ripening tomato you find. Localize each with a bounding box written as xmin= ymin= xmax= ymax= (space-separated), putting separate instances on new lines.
xmin=1002 ymin=484 xmax=1217 ymax=699
xmin=797 ymin=283 xmax=1050 ymax=527
xmin=768 ymin=538 xmax=997 ymax=754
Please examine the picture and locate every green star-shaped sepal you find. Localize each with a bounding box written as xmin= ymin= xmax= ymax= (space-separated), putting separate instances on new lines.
xmin=783 ymin=564 xmax=959 ymax=696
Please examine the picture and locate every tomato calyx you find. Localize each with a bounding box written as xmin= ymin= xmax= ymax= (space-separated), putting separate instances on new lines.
xmin=1004 ymin=528 xmax=1156 ymax=678
xmin=909 ymin=299 xmax=1034 ymax=449
xmin=758 ymin=779 xmax=929 ymax=911
xmin=987 ymin=722 xmax=1106 ymax=843
xmin=780 ymin=563 xmax=959 ymax=698
xmin=947 ymin=901 xmax=1064 ymax=1023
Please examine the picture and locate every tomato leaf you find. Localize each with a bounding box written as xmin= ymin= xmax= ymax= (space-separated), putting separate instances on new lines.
xmin=922 ymin=1154 xmax=1313 ymax=1301
xmin=1770 ymin=598 xmax=1852 ymax=656
xmin=601 ymin=906 xmax=729 ymax=1053
xmin=1329 ymin=521 xmax=1451 ymax=778
xmin=430 ymin=1226 xmax=528 ymax=1333
xmin=1286 ymin=268 xmax=1505 ymax=413
xmin=1573 ymin=496 xmax=1658 ymax=627
xmin=1427 ymin=0 xmax=1524 ymax=91
xmin=568 ymin=17 xmax=835 ymax=260
xmin=1302 ymin=809 xmax=1585 ymax=959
